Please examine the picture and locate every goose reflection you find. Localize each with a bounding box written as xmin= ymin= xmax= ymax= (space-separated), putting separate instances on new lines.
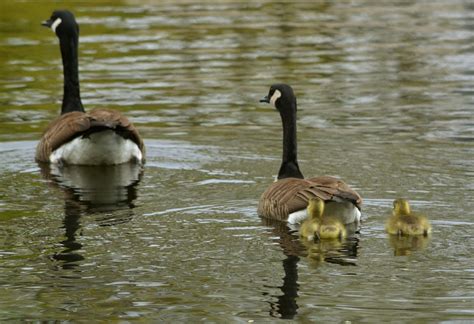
xmin=261 ymin=218 xmax=302 ymax=319
xmin=301 ymin=236 xmax=359 ymax=267
xmin=39 ymin=163 xmax=143 ymax=269
xmin=388 ymin=234 xmax=431 ymax=256
xmin=261 ymin=218 xmax=359 ymax=319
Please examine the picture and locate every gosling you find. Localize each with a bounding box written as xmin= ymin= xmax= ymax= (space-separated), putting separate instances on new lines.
xmin=386 ymin=198 xmax=432 ymax=236
xmin=300 ymin=198 xmax=347 ymax=241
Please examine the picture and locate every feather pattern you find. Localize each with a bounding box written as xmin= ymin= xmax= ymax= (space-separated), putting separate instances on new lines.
xmin=257 ymin=176 xmax=362 ymax=222
xmin=35 ymin=108 xmax=145 ymax=163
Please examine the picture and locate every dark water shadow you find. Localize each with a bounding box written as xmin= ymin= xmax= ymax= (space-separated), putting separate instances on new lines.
xmin=261 ymin=218 xmax=303 ymax=319
xmin=261 ymin=217 xmax=360 ymax=319
xmin=39 ymin=163 xmax=143 ymax=269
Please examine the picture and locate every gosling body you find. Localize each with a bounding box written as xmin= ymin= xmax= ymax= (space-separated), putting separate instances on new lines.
xmin=300 ymin=198 xmax=347 ymax=241
xmin=386 ymin=199 xmax=431 ymax=236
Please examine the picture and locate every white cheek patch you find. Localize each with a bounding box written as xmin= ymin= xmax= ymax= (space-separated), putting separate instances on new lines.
xmin=51 ymin=18 xmax=62 ymax=33
xmin=270 ymin=89 xmax=282 ymax=107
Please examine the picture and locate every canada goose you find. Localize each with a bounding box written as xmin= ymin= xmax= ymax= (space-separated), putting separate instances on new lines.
xmin=300 ymin=198 xmax=347 ymax=241
xmin=36 ymin=10 xmax=145 ymax=165
xmin=258 ymin=84 xmax=362 ymax=224
xmin=386 ymin=198 xmax=432 ymax=236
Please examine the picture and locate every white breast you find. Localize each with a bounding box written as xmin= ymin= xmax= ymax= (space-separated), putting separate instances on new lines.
xmin=288 ymin=209 xmax=308 ymax=225
xmin=50 ymin=130 xmax=142 ymax=165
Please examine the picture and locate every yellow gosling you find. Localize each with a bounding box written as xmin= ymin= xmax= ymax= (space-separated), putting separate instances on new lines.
xmin=300 ymin=198 xmax=347 ymax=241
xmin=386 ymin=198 xmax=432 ymax=236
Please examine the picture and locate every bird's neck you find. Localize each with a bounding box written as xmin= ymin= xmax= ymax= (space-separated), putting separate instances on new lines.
xmin=278 ymin=102 xmax=303 ymax=179
xmin=59 ymin=34 xmax=84 ymax=114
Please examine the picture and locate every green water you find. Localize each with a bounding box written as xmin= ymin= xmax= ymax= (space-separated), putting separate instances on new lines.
xmin=0 ymin=0 xmax=473 ymax=322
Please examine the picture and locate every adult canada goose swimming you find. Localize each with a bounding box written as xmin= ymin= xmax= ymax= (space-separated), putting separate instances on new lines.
xmin=386 ymin=198 xmax=432 ymax=236
xmin=300 ymin=198 xmax=347 ymax=241
xmin=258 ymin=84 xmax=362 ymax=224
xmin=36 ymin=10 xmax=145 ymax=165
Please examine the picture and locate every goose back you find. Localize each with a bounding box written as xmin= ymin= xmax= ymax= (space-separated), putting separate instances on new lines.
xmin=36 ymin=108 xmax=145 ymax=163
xmin=258 ymin=176 xmax=362 ymax=221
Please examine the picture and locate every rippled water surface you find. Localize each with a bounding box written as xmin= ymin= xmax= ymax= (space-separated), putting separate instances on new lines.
xmin=1 ymin=0 xmax=473 ymax=321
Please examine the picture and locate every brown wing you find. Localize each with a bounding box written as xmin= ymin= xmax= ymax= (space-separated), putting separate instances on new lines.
xmin=88 ymin=108 xmax=145 ymax=154
xmin=35 ymin=108 xmax=144 ymax=163
xmin=257 ymin=176 xmax=362 ymax=221
xmin=305 ymin=176 xmax=362 ymax=208
xmin=35 ymin=111 xmax=90 ymax=162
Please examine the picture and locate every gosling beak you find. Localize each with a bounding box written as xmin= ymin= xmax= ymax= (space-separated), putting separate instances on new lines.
xmin=41 ymin=19 xmax=53 ymax=28
xmin=260 ymin=95 xmax=269 ymax=103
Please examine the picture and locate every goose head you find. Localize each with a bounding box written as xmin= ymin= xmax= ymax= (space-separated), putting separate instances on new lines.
xmin=260 ymin=84 xmax=297 ymax=114
xmin=42 ymin=10 xmax=79 ymax=39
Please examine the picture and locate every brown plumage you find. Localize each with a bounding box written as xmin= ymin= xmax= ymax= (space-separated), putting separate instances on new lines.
xmin=35 ymin=109 xmax=145 ymax=163
xmin=258 ymin=176 xmax=362 ymax=222
xmin=258 ymin=84 xmax=362 ymax=222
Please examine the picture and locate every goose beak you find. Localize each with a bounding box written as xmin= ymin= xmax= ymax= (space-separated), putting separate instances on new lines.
xmin=41 ymin=19 xmax=53 ymax=28
xmin=260 ymin=95 xmax=269 ymax=103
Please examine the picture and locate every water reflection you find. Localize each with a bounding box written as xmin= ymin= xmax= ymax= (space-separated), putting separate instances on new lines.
xmin=262 ymin=218 xmax=302 ymax=319
xmin=39 ymin=163 xmax=143 ymax=268
xmin=262 ymin=218 xmax=359 ymax=319
xmin=302 ymin=237 xmax=359 ymax=267
xmin=0 ymin=0 xmax=472 ymax=320
xmin=388 ymin=234 xmax=431 ymax=256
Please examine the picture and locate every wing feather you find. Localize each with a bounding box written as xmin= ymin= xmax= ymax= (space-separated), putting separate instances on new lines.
xmin=258 ymin=176 xmax=362 ymax=221
xmin=35 ymin=109 xmax=144 ymax=163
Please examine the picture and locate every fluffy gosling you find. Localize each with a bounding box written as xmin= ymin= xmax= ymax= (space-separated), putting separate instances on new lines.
xmin=386 ymin=198 xmax=432 ymax=236
xmin=300 ymin=198 xmax=347 ymax=241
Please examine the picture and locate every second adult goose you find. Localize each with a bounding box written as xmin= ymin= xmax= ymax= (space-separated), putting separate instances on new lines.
xmin=36 ymin=10 xmax=145 ymax=165
xmin=258 ymin=84 xmax=362 ymax=224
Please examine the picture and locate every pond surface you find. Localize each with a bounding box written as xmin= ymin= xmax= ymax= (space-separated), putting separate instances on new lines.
xmin=0 ymin=0 xmax=473 ymax=321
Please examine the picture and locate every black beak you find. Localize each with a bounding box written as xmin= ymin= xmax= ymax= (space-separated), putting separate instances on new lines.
xmin=41 ymin=19 xmax=53 ymax=28
xmin=260 ymin=95 xmax=269 ymax=103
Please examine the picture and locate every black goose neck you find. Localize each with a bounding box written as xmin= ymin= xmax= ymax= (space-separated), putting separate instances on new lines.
xmin=277 ymin=101 xmax=304 ymax=180
xmin=58 ymin=31 xmax=84 ymax=114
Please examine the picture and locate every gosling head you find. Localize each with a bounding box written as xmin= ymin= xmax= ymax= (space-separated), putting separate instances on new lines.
xmin=307 ymin=197 xmax=325 ymax=220
xmin=42 ymin=10 xmax=79 ymax=39
xmin=393 ymin=198 xmax=411 ymax=215
xmin=260 ymin=84 xmax=297 ymax=113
